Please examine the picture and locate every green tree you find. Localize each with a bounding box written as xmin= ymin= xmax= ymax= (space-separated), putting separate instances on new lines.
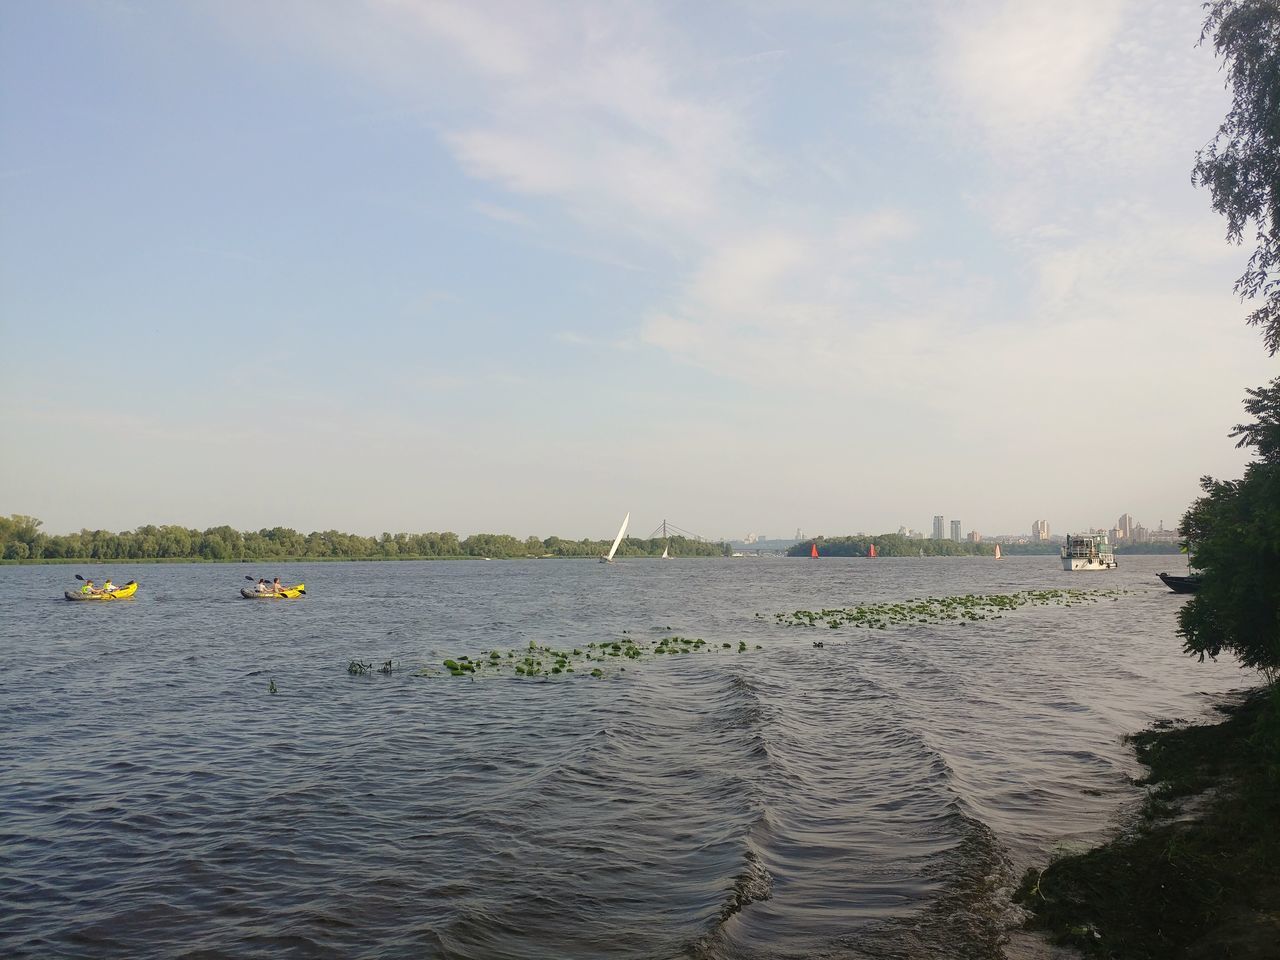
xmin=1178 ymin=378 xmax=1280 ymax=676
xmin=1193 ymin=0 xmax=1280 ymax=355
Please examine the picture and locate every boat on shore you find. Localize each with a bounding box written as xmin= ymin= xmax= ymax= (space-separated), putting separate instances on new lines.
xmin=1061 ymin=534 xmax=1118 ymax=571
xmin=240 ymin=584 xmax=305 ymax=599
xmin=1158 ymin=572 xmax=1201 ymax=594
xmin=64 ymin=581 xmax=138 ymax=601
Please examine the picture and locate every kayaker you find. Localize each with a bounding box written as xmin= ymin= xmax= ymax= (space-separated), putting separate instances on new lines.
xmin=101 ymin=578 xmax=117 ymax=594
xmin=80 ymin=579 xmax=96 ymax=595
xmin=254 ymin=578 xmax=270 ymax=594
xmin=272 ymin=577 xmax=285 ymax=595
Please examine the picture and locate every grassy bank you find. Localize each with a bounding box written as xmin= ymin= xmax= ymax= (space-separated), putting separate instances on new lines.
xmin=1016 ymin=684 xmax=1280 ymax=958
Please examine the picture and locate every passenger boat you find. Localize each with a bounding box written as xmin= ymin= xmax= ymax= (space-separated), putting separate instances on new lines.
xmin=64 ymin=581 xmax=138 ymax=601
xmin=1158 ymin=572 xmax=1201 ymax=594
xmin=1061 ymin=534 xmax=1118 ymax=571
xmin=240 ymin=583 xmax=306 ymax=599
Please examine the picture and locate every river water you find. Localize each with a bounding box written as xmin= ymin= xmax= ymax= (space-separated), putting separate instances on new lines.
xmin=0 ymin=556 xmax=1251 ymax=958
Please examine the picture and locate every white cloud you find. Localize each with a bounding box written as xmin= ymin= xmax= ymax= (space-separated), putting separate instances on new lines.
xmin=938 ymin=0 xmax=1124 ymax=130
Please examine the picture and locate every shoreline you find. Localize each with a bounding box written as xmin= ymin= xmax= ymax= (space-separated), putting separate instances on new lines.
xmin=1015 ymin=683 xmax=1280 ymax=958
xmin=0 ymin=554 xmax=724 ymax=565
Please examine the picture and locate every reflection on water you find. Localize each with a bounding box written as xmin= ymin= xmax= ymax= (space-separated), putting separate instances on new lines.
xmin=0 ymin=557 xmax=1248 ymax=958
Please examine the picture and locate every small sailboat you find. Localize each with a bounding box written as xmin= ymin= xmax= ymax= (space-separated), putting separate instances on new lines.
xmin=868 ymin=543 xmax=877 ymax=558
xmin=601 ymin=512 xmax=629 ymax=563
xmin=810 ymin=542 xmax=819 ymax=558
xmin=994 ymin=544 xmax=1002 ymax=560
xmin=661 ymin=542 xmax=670 ymax=559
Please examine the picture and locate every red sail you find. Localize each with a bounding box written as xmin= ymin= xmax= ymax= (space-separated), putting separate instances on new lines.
xmin=811 ymin=543 xmax=819 ymax=558
xmin=868 ymin=543 xmax=877 ymax=558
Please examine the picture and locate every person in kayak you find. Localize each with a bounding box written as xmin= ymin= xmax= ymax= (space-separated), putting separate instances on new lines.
xmin=101 ymin=578 xmax=117 ymax=594
xmin=81 ymin=579 xmax=97 ymax=595
xmin=272 ymin=577 xmax=286 ymax=595
xmin=254 ymin=578 xmax=270 ymax=594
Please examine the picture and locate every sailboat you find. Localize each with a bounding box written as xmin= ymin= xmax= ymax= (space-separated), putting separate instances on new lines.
xmin=810 ymin=542 xmax=819 ymax=558
xmin=660 ymin=520 xmax=672 ymax=559
xmin=994 ymin=544 xmax=1003 ymax=560
xmin=868 ymin=543 xmax=878 ymax=558
xmin=600 ymin=512 xmax=629 ymax=563
xmin=661 ymin=542 xmax=670 ymax=559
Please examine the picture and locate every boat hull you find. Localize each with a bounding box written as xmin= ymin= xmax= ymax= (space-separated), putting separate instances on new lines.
xmin=1158 ymin=572 xmax=1201 ymax=594
xmin=64 ymin=581 xmax=138 ymax=601
xmin=240 ymin=584 xmax=305 ymax=599
xmin=1062 ymin=558 xmax=1118 ymax=571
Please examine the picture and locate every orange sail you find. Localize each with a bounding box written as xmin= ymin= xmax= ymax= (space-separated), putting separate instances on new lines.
xmin=811 ymin=542 xmax=819 ymax=558
xmin=994 ymin=544 xmax=1002 ymax=560
xmin=868 ymin=543 xmax=877 ymax=558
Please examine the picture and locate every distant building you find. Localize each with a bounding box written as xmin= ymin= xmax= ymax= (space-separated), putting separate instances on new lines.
xmin=1117 ymin=514 xmax=1136 ymax=540
xmin=933 ymin=516 xmax=945 ymax=540
xmin=967 ymin=530 xmax=982 ymax=543
xmin=950 ymin=519 xmax=962 ymax=542
xmin=1031 ymin=520 xmax=1050 ymax=541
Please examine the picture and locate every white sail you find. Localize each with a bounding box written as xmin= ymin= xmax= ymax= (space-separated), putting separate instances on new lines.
xmin=661 ymin=542 xmax=670 ymax=559
xmin=604 ymin=512 xmax=629 ymax=562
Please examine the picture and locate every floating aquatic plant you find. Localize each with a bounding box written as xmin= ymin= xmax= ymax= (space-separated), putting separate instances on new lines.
xmin=422 ymin=632 xmax=755 ymax=681
xmin=773 ymin=589 xmax=1124 ymax=632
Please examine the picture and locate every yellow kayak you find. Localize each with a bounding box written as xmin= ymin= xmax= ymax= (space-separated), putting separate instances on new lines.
xmin=64 ymin=581 xmax=138 ymax=601
xmin=240 ymin=583 xmax=305 ymax=599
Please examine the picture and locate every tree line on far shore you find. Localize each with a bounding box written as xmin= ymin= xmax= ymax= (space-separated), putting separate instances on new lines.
xmin=0 ymin=516 xmax=727 ymax=562
xmin=784 ymin=534 xmax=1181 ymax=558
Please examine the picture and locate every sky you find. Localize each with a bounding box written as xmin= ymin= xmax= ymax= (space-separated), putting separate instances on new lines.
xmin=1 ymin=0 xmax=1275 ymax=541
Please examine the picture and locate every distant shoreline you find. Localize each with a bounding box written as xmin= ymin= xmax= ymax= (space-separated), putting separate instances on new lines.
xmin=0 ymin=555 xmax=723 ymax=566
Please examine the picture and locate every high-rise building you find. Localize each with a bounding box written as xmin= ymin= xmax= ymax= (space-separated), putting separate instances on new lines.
xmin=1117 ymin=514 xmax=1135 ymax=540
xmin=950 ymin=519 xmax=962 ymax=542
xmin=967 ymin=530 xmax=982 ymax=543
xmin=932 ymin=516 xmax=945 ymax=540
xmin=1032 ymin=520 xmax=1050 ymax=541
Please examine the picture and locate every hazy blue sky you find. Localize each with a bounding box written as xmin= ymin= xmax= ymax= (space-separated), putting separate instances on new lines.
xmin=1 ymin=0 xmax=1274 ymax=540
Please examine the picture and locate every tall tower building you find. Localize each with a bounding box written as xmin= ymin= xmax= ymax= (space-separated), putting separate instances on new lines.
xmin=1032 ymin=519 xmax=1050 ymax=541
xmin=950 ymin=519 xmax=962 ymax=542
xmin=932 ymin=516 xmax=945 ymax=540
xmin=1117 ymin=514 xmax=1135 ymax=540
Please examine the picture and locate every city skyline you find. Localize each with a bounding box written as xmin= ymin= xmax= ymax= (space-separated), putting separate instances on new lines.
xmin=1 ymin=2 xmax=1272 ymax=538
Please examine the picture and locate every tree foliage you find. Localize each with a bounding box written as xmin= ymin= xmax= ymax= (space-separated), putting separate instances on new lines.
xmin=0 ymin=518 xmax=727 ymax=562
xmin=1178 ymin=376 xmax=1280 ymax=676
xmin=786 ymin=534 xmax=996 ymax=558
xmin=1193 ymin=0 xmax=1280 ymax=355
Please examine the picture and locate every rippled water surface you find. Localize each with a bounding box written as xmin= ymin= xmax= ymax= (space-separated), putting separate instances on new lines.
xmin=0 ymin=557 xmax=1251 ymax=958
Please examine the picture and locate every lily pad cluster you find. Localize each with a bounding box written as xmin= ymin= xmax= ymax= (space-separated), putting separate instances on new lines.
xmin=432 ymin=634 xmax=761 ymax=679
xmin=774 ymin=589 xmax=1122 ymax=631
